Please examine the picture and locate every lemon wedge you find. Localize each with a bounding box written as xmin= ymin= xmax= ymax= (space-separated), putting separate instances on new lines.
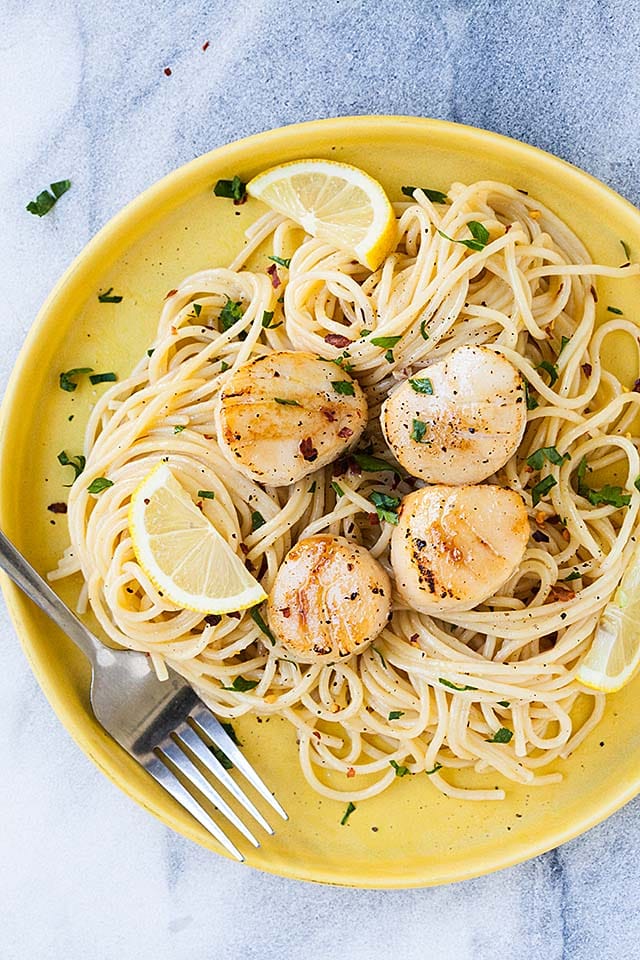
xmin=577 ymin=548 xmax=640 ymax=692
xmin=247 ymin=159 xmax=396 ymax=271
xmin=128 ymin=463 xmax=266 ymax=614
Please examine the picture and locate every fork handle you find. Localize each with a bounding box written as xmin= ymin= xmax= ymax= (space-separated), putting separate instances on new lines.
xmin=0 ymin=530 xmax=102 ymax=665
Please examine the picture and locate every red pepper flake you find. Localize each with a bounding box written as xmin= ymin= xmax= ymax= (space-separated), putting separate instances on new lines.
xmin=633 ymin=378 xmax=640 ymax=393
xmin=547 ymin=583 xmax=576 ymax=603
xmin=299 ymin=437 xmax=318 ymax=462
xmin=164 ymin=288 xmax=178 ymax=299
xmin=346 ymin=767 xmax=356 ymax=779
xmin=409 ymin=633 xmax=419 ymax=644
xmin=562 ymin=528 xmax=571 ymax=542
xmin=312 ymin=730 xmax=321 ymax=740
xmin=281 ymin=607 xmax=291 ymax=618
xmin=581 ymin=363 xmax=592 ymax=378
xmin=368 ymin=512 xmax=380 ymax=526
xmin=338 ymin=426 xmax=353 ymax=439
xmin=267 ymin=263 xmax=281 ymax=288
xmin=164 ymin=67 xmax=172 ymax=76
xmin=202 ymin=40 xmax=210 ymax=51
xmin=320 ymin=406 xmax=337 ymax=422
xmin=170 ymin=325 xmax=178 ymax=336
xmin=47 ymin=502 xmax=67 ymax=514
xmin=324 ymin=333 xmax=352 ymax=349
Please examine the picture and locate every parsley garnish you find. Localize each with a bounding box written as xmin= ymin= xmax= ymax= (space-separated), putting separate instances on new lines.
xmin=192 ymin=302 xmax=202 ymax=317
xmin=341 ymin=801 xmax=356 ymax=825
xmin=359 ymin=328 xmax=371 ymax=336
xmin=526 ymin=446 xmax=570 ymax=470
xmin=439 ymin=678 xmax=477 ymax=691
xmin=524 ymin=380 xmax=539 ymax=410
xmin=219 ymin=298 xmax=244 ymax=332
xmin=268 ymin=255 xmax=291 ymax=268
xmin=353 ymin=453 xmax=402 ymax=478
xmin=59 ymin=367 xmax=93 ymax=392
xmin=274 ymin=397 xmax=301 ymax=406
xmin=213 ymin=176 xmax=246 ymax=203
xmin=221 ymin=675 xmax=259 ymax=692
xmin=409 ymin=377 xmax=433 ymax=394
xmin=87 ymin=477 xmax=113 ymax=494
xmin=251 ymin=510 xmax=266 ymax=531
xmin=370 ymin=490 xmax=401 ymax=524
xmin=209 ymin=744 xmax=233 ymax=770
xmin=308 ymin=481 xmax=317 ymax=494
xmin=531 ymin=475 xmax=557 ymax=506
xmin=384 ymin=349 xmax=395 ymax=363
xmin=438 ymin=220 xmax=489 ymax=251
xmin=57 ymin=450 xmax=86 ymax=484
xmin=147 ymin=349 xmax=155 ymax=357
xmin=537 ymin=360 xmax=558 ymax=387
xmin=576 ymin=455 xmax=589 ymax=495
xmin=401 ymin=185 xmax=448 ymax=204
xmin=635 ymin=476 xmax=640 ymax=493
xmin=420 ymin=319 xmax=429 ymax=340
xmin=389 ymin=760 xmax=410 ymax=777
xmin=486 ymin=727 xmax=513 ymax=744
xmin=371 ymin=335 xmax=402 ymax=349
xmin=558 ymin=335 xmax=571 ymax=355
xmin=497 ymin=701 xmax=511 ymax=708
xmin=586 ymin=486 xmax=631 ymax=508
xmin=198 ymin=490 xmax=215 ymax=499
xmin=410 ymin=419 xmax=427 ymax=442
xmin=89 ymin=372 xmax=117 ymax=385
xmin=607 ymin=306 xmax=623 ymax=315
xmin=173 ymin=424 xmax=186 ymax=433
xmin=388 ymin=710 xmax=405 ymax=720
xmin=221 ymin=721 xmax=240 ymax=745
xmin=26 ymin=179 xmax=71 ymax=217
xmin=220 ymin=360 xmax=230 ymax=372
xmin=250 ymin=606 xmax=276 ymax=646
xmin=331 ymin=481 xmax=344 ymax=498
xmin=425 ymin=763 xmax=443 ymax=775
xmin=331 ymin=380 xmax=355 ymax=396
xmin=563 ymin=571 xmax=581 ymax=582
xmin=261 ymin=310 xmax=282 ymax=329
xmin=98 ymin=288 xmax=123 ymax=303
xmin=372 ymin=645 xmax=387 ymax=667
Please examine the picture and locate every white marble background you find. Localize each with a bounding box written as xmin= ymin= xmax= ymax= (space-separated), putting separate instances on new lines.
xmin=3 ymin=1 xmax=640 ymax=957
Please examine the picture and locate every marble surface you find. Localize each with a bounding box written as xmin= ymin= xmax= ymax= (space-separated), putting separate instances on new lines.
xmin=3 ymin=0 xmax=640 ymax=956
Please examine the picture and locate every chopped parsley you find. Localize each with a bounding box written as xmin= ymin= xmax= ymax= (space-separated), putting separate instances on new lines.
xmin=220 ymin=360 xmax=230 ymax=372
xmin=250 ymin=606 xmax=276 ymax=646
xmin=370 ymin=490 xmax=401 ymax=524
xmin=586 ymin=486 xmax=631 ymax=508
xmin=98 ymin=288 xmax=123 ymax=303
xmin=486 ymin=727 xmax=513 ymax=744
xmin=635 ymin=476 xmax=640 ymax=493
xmin=388 ymin=710 xmax=405 ymax=720
xmin=401 ymin=185 xmax=448 ymax=204
xmin=438 ymin=220 xmax=489 ymax=251
xmin=353 ymin=453 xmax=402 ymax=478
xmin=563 ymin=571 xmax=582 ymax=582
xmin=425 ymin=763 xmax=443 ymax=775
xmin=409 ymin=377 xmax=434 ymax=394
xmin=308 ymin=481 xmax=317 ymax=494
xmin=420 ymin=319 xmax=429 ymax=340
xmin=331 ymin=480 xmax=344 ymax=498
xmin=524 ymin=380 xmax=539 ymax=410
xmin=198 ymin=490 xmax=215 ymax=499
xmin=372 ymin=645 xmax=387 ymax=667
xmin=26 ymin=179 xmax=71 ymax=217
xmin=537 ymin=359 xmax=559 ymax=387
xmin=59 ymin=367 xmax=93 ymax=392
xmin=57 ymin=450 xmax=85 ymax=484
xmin=341 ymin=801 xmax=356 ymax=825
xmin=526 ymin=446 xmax=570 ymax=470
xmin=359 ymin=328 xmax=371 ymax=336
xmin=251 ymin=510 xmax=266 ymax=531
xmin=147 ymin=349 xmax=155 ymax=357
xmin=558 ymin=335 xmax=571 ymax=355
xmin=274 ymin=397 xmax=301 ymax=406
xmin=410 ymin=419 xmax=427 ymax=442
xmin=384 ymin=349 xmax=395 ymax=363
xmin=439 ymin=678 xmax=477 ymax=691
xmin=607 ymin=306 xmax=623 ymax=315
xmin=331 ymin=380 xmax=355 ymax=396
xmin=173 ymin=424 xmax=186 ymax=433
xmin=371 ymin=335 xmax=402 ymax=349
xmin=531 ymin=475 xmax=557 ymax=506
xmin=219 ymin=298 xmax=244 ymax=332
xmin=209 ymin=743 xmax=233 ymax=770
xmin=213 ymin=175 xmax=246 ymax=203
xmin=87 ymin=477 xmax=114 ymax=494
xmin=268 ymin=255 xmax=291 ymax=268
xmin=191 ymin=302 xmax=202 ymax=317
xmin=497 ymin=701 xmax=511 ymax=708
xmin=89 ymin=372 xmax=117 ymax=385
xmin=221 ymin=721 xmax=240 ymax=745
xmin=389 ymin=760 xmax=410 ymax=777
xmin=576 ymin=455 xmax=589 ymax=495
xmin=221 ymin=675 xmax=259 ymax=692
xmin=261 ymin=310 xmax=282 ymax=329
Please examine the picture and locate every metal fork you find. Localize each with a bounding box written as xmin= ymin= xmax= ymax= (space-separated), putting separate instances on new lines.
xmin=0 ymin=530 xmax=287 ymax=861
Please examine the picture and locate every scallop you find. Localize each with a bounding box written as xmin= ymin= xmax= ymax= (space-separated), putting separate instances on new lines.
xmin=390 ymin=484 xmax=529 ymax=613
xmin=267 ymin=535 xmax=392 ymax=662
xmin=215 ymin=351 xmax=367 ymax=485
xmin=381 ymin=345 xmax=527 ymax=484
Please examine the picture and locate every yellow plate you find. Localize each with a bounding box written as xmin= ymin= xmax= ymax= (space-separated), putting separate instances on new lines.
xmin=2 ymin=116 xmax=640 ymax=888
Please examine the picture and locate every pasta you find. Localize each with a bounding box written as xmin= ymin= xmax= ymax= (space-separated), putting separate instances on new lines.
xmin=51 ymin=179 xmax=640 ymax=802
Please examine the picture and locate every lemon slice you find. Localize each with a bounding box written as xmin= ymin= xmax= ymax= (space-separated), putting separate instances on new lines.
xmin=247 ymin=159 xmax=396 ymax=270
xmin=577 ymin=548 xmax=640 ymax=692
xmin=128 ymin=464 xmax=266 ymax=614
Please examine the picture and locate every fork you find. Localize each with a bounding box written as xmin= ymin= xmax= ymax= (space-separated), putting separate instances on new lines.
xmin=0 ymin=530 xmax=287 ymax=861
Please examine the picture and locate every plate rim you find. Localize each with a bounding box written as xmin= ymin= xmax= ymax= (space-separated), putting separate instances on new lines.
xmin=3 ymin=113 xmax=640 ymax=888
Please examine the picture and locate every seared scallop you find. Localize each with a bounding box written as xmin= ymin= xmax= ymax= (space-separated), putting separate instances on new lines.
xmin=390 ymin=484 xmax=529 ymax=613
xmin=267 ymin=535 xmax=391 ymax=662
xmin=381 ymin=345 xmax=526 ymax=484
xmin=215 ymin=351 xmax=367 ymax=485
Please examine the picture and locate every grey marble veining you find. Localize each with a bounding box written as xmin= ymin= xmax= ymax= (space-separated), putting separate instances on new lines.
xmin=3 ymin=1 xmax=640 ymax=957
